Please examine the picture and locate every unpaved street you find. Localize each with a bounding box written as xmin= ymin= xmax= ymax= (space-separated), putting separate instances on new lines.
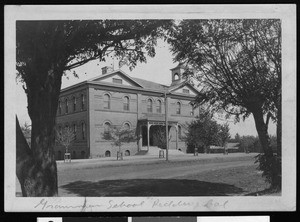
xmin=58 ymin=154 xmax=257 ymax=187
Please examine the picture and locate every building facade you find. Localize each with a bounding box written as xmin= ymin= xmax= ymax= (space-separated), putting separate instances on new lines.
xmin=54 ymin=64 xmax=200 ymax=160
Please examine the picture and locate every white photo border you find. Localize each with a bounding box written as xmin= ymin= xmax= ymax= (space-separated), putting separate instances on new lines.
xmin=4 ymin=4 xmax=296 ymax=212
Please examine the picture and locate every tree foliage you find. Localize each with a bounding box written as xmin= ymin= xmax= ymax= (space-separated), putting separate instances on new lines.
xmin=185 ymin=109 xmax=229 ymax=153
xmin=168 ymin=19 xmax=281 ymax=123
xmin=102 ymin=126 xmax=136 ymax=154
xmin=16 ymin=20 xmax=173 ymax=80
xmin=153 ymin=126 xmax=172 ymax=150
xmin=218 ymin=123 xmax=230 ymax=146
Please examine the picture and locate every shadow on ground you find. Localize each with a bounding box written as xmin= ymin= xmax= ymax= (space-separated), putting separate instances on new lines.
xmin=244 ymin=187 xmax=281 ymax=196
xmin=60 ymin=179 xmax=244 ymax=196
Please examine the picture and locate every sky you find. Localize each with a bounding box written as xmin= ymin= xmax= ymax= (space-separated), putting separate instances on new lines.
xmin=15 ymin=39 xmax=276 ymax=138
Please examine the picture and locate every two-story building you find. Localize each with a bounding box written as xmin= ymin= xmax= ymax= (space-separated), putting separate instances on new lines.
xmin=54 ymin=63 xmax=200 ymax=160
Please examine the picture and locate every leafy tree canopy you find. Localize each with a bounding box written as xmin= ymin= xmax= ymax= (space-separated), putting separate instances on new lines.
xmin=16 ymin=20 xmax=173 ymax=85
xmin=168 ymin=19 xmax=281 ymax=124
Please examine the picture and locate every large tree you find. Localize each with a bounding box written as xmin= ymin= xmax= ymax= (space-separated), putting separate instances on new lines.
xmin=168 ymin=19 xmax=281 ymax=188
xmin=16 ymin=20 xmax=172 ymax=196
xmin=185 ymin=109 xmax=221 ymax=153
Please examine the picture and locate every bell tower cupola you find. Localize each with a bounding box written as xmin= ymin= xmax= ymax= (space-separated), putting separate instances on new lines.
xmin=170 ymin=62 xmax=186 ymax=86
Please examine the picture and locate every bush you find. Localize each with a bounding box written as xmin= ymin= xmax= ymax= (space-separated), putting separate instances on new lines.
xmin=255 ymin=153 xmax=281 ymax=190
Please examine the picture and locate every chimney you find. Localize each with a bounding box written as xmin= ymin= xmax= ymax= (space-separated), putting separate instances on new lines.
xmin=101 ymin=66 xmax=113 ymax=75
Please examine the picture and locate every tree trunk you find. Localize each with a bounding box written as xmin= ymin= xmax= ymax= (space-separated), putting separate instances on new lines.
xmin=16 ymin=65 xmax=63 ymax=196
xmin=17 ymin=114 xmax=58 ymax=196
xmin=276 ymin=95 xmax=282 ymax=157
xmin=252 ymin=109 xmax=273 ymax=156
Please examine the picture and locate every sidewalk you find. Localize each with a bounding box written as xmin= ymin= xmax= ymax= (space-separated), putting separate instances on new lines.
xmin=57 ymin=152 xmax=258 ymax=171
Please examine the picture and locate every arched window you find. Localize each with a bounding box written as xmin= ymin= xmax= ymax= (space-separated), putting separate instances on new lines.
xmin=178 ymin=125 xmax=182 ymax=139
xmin=104 ymin=122 xmax=111 ymax=131
xmin=174 ymin=73 xmax=179 ymax=80
xmin=147 ymin=99 xmax=153 ymax=113
xmin=176 ymin=102 xmax=181 ymax=114
xmin=125 ymin=150 xmax=130 ymax=156
xmin=73 ymin=123 xmax=77 ymax=140
xmin=65 ymin=98 xmax=69 ymax=114
xmin=123 ymin=122 xmax=130 ymax=130
xmin=104 ymin=122 xmax=111 ymax=138
xmin=123 ymin=96 xmax=130 ymax=111
xmin=58 ymin=100 xmax=62 ymax=115
xmin=105 ymin=150 xmax=111 ymax=157
xmin=81 ymin=94 xmax=85 ymax=110
xmin=81 ymin=122 xmax=86 ymax=140
xmin=73 ymin=96 xmax=76 ymax=112
xmin=103 ymin=94 xmax=110 ymax=109
xmin=156 ymin=100 xmax=162 ymax=113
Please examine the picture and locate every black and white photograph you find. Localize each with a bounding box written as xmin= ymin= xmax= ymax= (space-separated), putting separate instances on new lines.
xmin=4 ymin=5 xmax=296 ymax=211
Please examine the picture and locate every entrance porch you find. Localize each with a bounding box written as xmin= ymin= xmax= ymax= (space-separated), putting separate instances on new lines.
xmin=137 ymin=116 xmax=179 ymax=151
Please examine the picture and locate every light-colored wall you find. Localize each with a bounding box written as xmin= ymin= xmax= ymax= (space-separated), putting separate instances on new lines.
xmin=55 ymin=83 xmax=199 ymax=158
xmin=55 ymin=86 xmax=89 ymax=160
xmin=89 ymin=87 xmax=139 ymax=157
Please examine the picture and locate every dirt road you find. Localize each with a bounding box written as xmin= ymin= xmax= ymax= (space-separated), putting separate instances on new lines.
xmin=58 ymin=155 xmax=256 ymax=187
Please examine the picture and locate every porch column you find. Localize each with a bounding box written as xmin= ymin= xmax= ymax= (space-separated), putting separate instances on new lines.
xmin=138 ymin=124 xmax=142 ymax=151
xmin=147 ymin=121 xmax=150 ymax=151
xmin=175 ymin=124 xmax=178 ymax=150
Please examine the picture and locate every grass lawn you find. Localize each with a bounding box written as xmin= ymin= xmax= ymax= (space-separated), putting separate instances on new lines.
xmin=174 ymin=164 xmax=275 ymax=195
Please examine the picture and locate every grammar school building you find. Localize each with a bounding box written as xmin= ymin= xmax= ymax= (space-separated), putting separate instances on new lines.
xmin=54 ymin=63 xmax=200 ymax=160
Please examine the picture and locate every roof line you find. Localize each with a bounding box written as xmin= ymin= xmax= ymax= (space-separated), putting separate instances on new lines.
xmin=87 ymin=69 xmax=145 ymax=88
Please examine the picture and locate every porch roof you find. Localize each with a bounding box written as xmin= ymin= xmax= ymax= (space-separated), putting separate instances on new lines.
xmin=138 ymin=115 xmax=178 ymax=124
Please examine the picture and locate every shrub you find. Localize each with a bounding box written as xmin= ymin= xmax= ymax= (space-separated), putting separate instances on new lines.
xmin=255 ymin=153 xmax=281 ymax=190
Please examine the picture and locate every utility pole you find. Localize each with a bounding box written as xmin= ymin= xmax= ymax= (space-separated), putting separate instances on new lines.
xmin=165 ymin=91 xmax=169 ymax=161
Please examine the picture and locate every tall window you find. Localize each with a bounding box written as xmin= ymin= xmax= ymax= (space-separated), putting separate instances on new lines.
xmin=178 ymin=125 xmax=182 ymax=139
xmin=123 ymin=96 xmax=130 ymax=111
xmin=58 ymin=100 xmax=61 ymax=115
xmin=147 ymin=99 xmax=153 ymax=113
xmin=81 ymin=122 xmax=86 ymax=140
xmin=104 ymin=122 xmax=111 ymax=138
xmin=65 ymin=98 xmax=68 ymax=114
xmin=103 ymin=94 xmax=110 ymax=109
xmin=73 ymin=124 xmax=77 ymax=140
xmin=190 ymin=104 xmax=194 ymax=116
xmin=73 ymin=96 xmax=76 ymax=112
xmin=123 ymin=123 xmax=130 ymax=139
xmin=156 ymin=100 xmax=162 ymax=113
xmin=174 ymin=73 xmax=179 ymax=80
xmin=81 ymin=94 xmax=85 ymax=110
xmin=104 ymin=122 xmax=111 ymax=132
xmin=176 ymin=102 xmax=181 ymax=114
